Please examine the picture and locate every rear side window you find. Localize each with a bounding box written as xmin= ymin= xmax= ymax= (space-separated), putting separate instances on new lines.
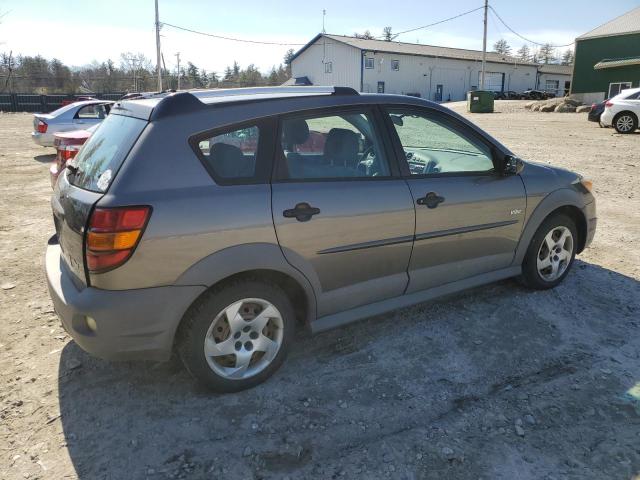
xmin=68 ymin=114 xmax=146 ymax=192
xmin=196 ymin=125 xmax=259 ymax=179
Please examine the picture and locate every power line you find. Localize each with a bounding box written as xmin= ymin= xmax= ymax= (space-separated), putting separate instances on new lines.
xmin=488 ymin=5 xmax=574 ymax=48
xmin=162 ymin=22 xmax=307 ymax=46
xmin=389 ymin=5 xmax=485 ymax=38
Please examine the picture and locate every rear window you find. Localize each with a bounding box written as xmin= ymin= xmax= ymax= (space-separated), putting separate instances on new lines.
xmin=68 ymin=114 xmax=146 ymax=192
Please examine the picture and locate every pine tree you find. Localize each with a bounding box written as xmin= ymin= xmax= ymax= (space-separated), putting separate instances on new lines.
xmin=493 ymin=39 xmax=512 ymax=56
xmin=538 ymin=43 xmax=556 ymax=64
xmin=561 ymin=49 xmax=574 ymax=65
xmin=516 ymin=44 xmax=531 ymax=62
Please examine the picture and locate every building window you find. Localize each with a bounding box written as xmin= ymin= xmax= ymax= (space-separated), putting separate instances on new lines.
xmin=365 ymin=57 xmax=374 ymax=69
xmin=391 ymin=60 xmax=400 ymax=71
xmin=545 ymin=79 xmax=560 ymax=94
xmin=377 ymin=81 xmax=385 ymax=93
xmin=324 ymin=62 xmax=333 ymax=74
xmin=608 ymin=82 xmax=632 ymax=98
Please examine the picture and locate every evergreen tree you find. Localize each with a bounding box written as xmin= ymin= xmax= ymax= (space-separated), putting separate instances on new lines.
xmin=538 ymin=43 xmax=556 ymax=64
xmin=561 ymin=49 xmax=574 ymax=65
xmin=493 ymin=39 xmax=512 ymax=56
xmin=516 ymin=44 xmax=531 ymax=62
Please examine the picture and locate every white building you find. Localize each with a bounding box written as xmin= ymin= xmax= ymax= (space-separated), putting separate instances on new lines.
xmin=290 ymin=34 xmax=572 ymax=100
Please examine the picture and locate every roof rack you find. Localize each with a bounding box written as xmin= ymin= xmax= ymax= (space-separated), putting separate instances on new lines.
xmin=190 ymin=86 xmax=358 ymax=104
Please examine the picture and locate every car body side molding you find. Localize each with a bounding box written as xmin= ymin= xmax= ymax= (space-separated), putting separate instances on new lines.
xmin=311 ymin=266 xmax=521 ymax=333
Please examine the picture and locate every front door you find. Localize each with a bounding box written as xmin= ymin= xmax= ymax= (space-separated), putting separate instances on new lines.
xmin=271 ymin=107 xmax=415 ymax=317
xmin=384 ymin=106 xmax=526 ymax=293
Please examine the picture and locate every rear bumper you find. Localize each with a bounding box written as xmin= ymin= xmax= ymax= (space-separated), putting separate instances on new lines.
xmin=600 ymin=109 xmax=614 ymax=127
xmin=45 ymin=242 xmax=205 ymax=361
xmin=31 ymin=132 xmax=54 ymax=147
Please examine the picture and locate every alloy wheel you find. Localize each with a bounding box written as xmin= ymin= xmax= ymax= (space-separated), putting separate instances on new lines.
xmin=616 ymin=115 xmax=634 ymax=132
xmin=536 ymin=226 xmax=573 ymax=282
xmin=204 ymin=298 xmax=283 ymax=380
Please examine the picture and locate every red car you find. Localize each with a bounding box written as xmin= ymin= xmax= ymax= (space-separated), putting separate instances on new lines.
xmin=60 ymin=95 xmax=96 ymax=107
xmin=50 ymin=125 xmax=96 ymax=188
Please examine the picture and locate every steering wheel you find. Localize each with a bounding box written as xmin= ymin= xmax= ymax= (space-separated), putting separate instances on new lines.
xmin=358 ymin=144 xmax=380 ymax=176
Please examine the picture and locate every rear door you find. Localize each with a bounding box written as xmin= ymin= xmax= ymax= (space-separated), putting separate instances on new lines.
xmin=51 ymin=113 xmax=147 ymax=286
xmin=271 ymin=107 xmax=416 ymax=317
xmin=383 ymin=106 xmax=526 ymax=293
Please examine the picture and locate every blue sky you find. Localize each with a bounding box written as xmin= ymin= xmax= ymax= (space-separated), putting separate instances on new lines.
xmin=0 ymin=0 xmax=637 ymax=73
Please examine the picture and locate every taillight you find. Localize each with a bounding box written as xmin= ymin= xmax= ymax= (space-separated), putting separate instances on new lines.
xmin=37 ymin=120 xmax=47 ymax=133
xmin=605 ymin=101 xmax=613 ymax=108
xmin=85 ymin=206 xmax=151 ymax=272
xmin=61 ymin=145 xmax=81 ymax=161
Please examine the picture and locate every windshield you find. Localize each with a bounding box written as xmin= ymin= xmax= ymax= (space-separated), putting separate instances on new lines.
xmin=68 ymin=114 xmax=146 ymax=192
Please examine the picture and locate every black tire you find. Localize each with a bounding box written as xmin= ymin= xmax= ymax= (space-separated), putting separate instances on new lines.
xmin=177 ymin=279 xmax=295 ymax=392
xmin=613 ymin=111 xmax=638 ymax=134
xmin=520 ymin=213 xmax=578 ymax=290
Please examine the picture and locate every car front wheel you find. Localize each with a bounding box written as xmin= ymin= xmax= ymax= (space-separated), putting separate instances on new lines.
xmin=613 ymin=112 xmax=638 ymax=134
xmin=177 ymin=279 xmax=295 ymax=392
xmin=520 ymin=214 xmax=577 ymax=290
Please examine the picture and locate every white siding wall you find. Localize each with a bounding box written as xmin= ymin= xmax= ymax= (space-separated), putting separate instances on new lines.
xmin=292 ymin=38 xmax=548 ymax=102
xmin=362 ymin=52 xmax=538 ymax=101
xmin=538 ymin=73 xmax=572 ymax=97
xmin=291 ymin=39 xmax=361 ymax=89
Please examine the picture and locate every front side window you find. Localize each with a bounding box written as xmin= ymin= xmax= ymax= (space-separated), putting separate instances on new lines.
xmin=365 ymin=57 xmax=374 ymax=69
xmin=279 ymin=110 xmax=390 ymax=180
xmin=197 ymin=125 xmax=259 ymax=180
xmin=387 ymin=108 xmax=494 ymax=175
xmin=324 ymin=62 xmax=333 ymax=73
xmin=391 ymin=60 xmax=400 ymax=71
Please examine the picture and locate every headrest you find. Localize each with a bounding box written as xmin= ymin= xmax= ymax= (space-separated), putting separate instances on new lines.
xmin=282 ymin=119 xmax=310 ymax=145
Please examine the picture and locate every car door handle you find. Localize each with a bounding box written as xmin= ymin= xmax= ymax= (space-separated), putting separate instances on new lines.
xmin=283 ymin=202 xmax=321 ymax=222
xmin=416 ymin=192 xmax=445 ymax=208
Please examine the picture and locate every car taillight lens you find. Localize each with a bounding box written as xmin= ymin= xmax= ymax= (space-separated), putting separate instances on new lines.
xmin=37 ymin=120 xmax=47 ymax=133
xmin=605 ymin=101 xmax=613 ymax=108
xmin=60 ymin=145 xmax=81 ymax=161
xmin=85 ymin=206 xmax=151 ymax=272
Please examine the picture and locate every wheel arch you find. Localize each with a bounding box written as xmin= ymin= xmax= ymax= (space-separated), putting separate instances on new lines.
xmin=174 ymin=242 xmax=317 ymax=329
xmin=613 ymin=110 xmax=639 ymax=128
xmin=514 ymin=189 xmax=589 ymax=265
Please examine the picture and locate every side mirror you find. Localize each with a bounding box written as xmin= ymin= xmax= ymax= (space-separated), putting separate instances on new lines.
xmin=503 ymin=154 xmax=524 ymax=175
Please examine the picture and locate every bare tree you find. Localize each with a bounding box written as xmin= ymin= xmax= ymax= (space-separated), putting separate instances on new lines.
xmin=382 ymin=27 xmax=393 ymax=42
xmin=561 ymin=49 xmax=574 ymax=65
xmin=353 ymin=30 xmax=374 ymax=40
xmin=538 ymin=43 xmax=557 ymax=64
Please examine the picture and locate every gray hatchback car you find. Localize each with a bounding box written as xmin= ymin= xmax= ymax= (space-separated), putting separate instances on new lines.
xmin=46 ymin=86 xmax=597 ymax=392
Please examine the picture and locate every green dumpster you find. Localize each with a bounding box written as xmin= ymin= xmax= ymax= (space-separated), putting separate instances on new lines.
xmin=467 ymin=90 xmax=494 ymax=113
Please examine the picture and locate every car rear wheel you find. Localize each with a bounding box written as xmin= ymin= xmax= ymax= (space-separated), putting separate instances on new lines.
xmin=177 ymin=279 xmax=295 ymax=392
xmin=613 ymin=112 xmax=638 ymax=134
xmin=520 ymin=214 xmax=577 ymax=290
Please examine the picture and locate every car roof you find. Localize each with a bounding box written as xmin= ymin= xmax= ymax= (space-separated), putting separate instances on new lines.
xmin=110 ymin=86 xmax=456 ymax=122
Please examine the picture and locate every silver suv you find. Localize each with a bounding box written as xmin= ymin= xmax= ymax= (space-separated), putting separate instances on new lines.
xmin=46 ymin=87 xmax=597 ymax=392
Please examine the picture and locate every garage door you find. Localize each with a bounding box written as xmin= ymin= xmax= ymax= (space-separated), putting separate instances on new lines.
xmin=479 ymin=72 xmax=504 ymax=92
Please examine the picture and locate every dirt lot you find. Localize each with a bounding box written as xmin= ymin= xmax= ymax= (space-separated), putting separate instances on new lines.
xmin=1 ymin=101 xmax=639 ymax=480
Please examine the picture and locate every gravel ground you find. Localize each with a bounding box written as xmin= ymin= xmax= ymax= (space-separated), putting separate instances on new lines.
xmin=1 ymin=101 xmax=639 ymax=480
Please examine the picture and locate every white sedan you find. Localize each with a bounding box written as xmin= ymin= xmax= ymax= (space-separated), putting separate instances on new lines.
xmin=31 ymin=100 xmax=114 ymax=147
xmin=600 ymin=87 xmax=640 ymax=134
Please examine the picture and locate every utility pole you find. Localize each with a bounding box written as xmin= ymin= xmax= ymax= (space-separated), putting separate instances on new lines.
xmin=322 ymin=9 xmax=326 ymax=33
xmin=155 ymin=0 xmax=162 ymax=91
xmin=480 ymin=0 xmax=488 ymax=90
xmin=175 ymin=52 xmax=181 ymax=90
